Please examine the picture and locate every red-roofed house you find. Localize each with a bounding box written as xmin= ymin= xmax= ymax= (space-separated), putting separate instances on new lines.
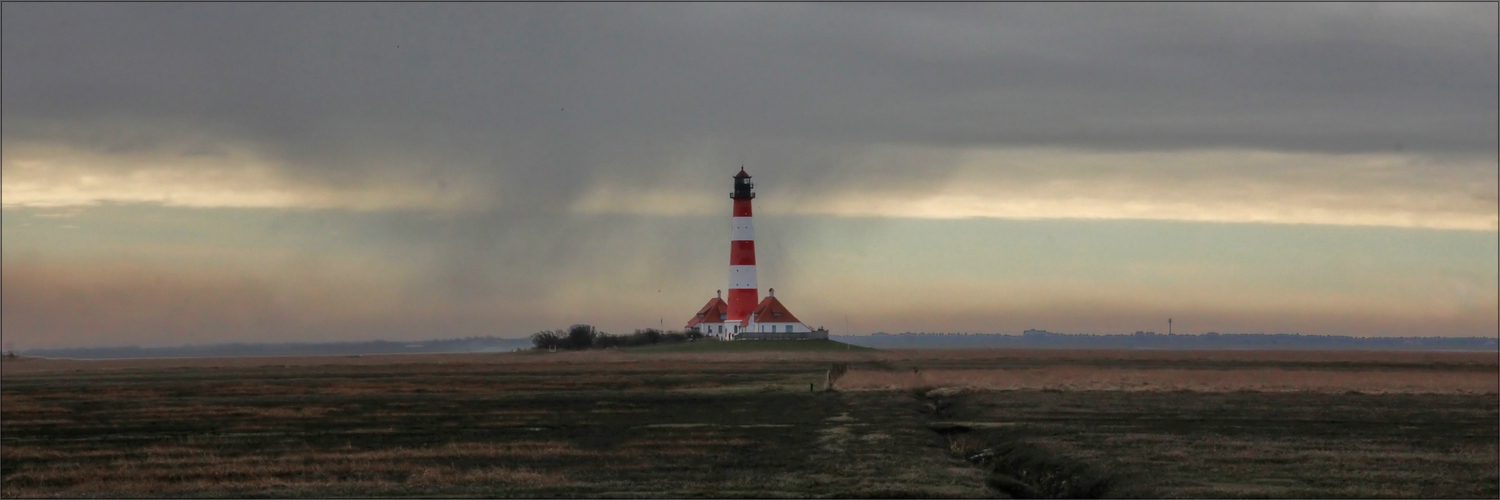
xmin=686 ymin=293 xmax=734 ymax=339
xmin=738 ymin=288 xmax=813 ymax=335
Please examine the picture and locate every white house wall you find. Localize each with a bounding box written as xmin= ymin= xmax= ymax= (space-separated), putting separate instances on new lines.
xmin=694 ymin=322 xmax=742 ymax=339
xmin=748 ymin=322 xmax=812 ymax=333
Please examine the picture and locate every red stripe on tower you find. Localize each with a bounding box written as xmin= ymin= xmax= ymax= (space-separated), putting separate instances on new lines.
xmin=727 ymin=167 xmax=758 ymax=322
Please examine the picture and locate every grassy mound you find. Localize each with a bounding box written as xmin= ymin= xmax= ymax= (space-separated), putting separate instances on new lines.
xmin=626 ymin=339 xmax=875 ymax=353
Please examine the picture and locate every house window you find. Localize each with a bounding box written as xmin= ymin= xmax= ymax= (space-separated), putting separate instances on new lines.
xmin=785 ymin=325 xmax=793 ymax=333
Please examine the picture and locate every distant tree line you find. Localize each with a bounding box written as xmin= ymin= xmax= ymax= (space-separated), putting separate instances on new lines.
xmin=530 ymin=325 xmax=704 ymax=351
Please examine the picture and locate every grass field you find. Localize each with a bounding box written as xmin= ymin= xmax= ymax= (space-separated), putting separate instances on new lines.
xmin=2 ymin=348 xmax=1495 ymax=498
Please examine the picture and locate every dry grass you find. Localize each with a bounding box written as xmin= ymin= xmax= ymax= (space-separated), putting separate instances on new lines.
xmin=3 ymin=348 xmax=1495 ymax=498
xmin=839 ymin=366 xmax=1498 ymax=394
xmin=1 ymin=352 xmax=990 ymax=498
xmin=0 ymin=350 xmax=874 ymax=376
xmin=940 ymin=389 xmax=1498 ymax=498
xmin=9 ymin=346 xmax=1489 ymax=378
xmin=3 ymin=460 xmax=567 ymax=498
xmin=875 ymin=347 xmax=1497 ymax=364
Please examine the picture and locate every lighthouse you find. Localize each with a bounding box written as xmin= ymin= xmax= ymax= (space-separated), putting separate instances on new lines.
xmin=685 ymin=167 xmax=823 ymax=340
xmin=727 ymin=168 xmax=758 ymax=322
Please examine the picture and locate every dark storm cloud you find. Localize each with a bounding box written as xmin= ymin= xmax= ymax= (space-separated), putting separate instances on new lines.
xmin=4 ymin=3 xmax=1495 ymax=207
xmin=4 ymin=3 xmax=1497 ymax=347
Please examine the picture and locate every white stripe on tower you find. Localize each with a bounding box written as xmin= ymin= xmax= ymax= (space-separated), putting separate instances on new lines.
xmin=729 ymin=265 xmax=757 ymax=289
xmin=731 ymin=217 xmax=754 ymax=241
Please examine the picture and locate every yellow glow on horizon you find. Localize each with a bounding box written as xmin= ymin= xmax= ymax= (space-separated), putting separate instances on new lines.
xmin=5 ymin=141 xmax=1495 ymax=231
xmin=1 ymin=142 xmax=481 ymax=211
xmin=573 ymin=148 xmax=1497 ymax=231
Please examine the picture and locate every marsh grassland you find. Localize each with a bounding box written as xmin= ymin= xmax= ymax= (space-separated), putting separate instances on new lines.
xmin=2 ymin=348 xmax=1495 ymax=498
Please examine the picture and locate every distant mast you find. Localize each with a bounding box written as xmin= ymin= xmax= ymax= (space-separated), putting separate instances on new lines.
xmin=727 ymin=167 xmax=758 ymax=324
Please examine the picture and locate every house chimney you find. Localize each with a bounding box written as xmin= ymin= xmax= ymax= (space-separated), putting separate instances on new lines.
xmin=717 ymin=289 xmax=722 ymax=299
xmin=769 ymin=288 xmax=775 ymax=297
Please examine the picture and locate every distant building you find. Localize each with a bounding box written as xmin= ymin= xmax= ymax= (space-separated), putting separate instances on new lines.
xmin=1023 ymin=329 xmax=1051 ymax=338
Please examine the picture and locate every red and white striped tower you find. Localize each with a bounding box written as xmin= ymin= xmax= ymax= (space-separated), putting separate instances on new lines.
xmin=727 ymin=167 xmax=758 ymax=323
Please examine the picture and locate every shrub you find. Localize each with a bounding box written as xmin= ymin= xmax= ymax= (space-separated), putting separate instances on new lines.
xmin=532 ymin=325 xmax=699 ymax=351
xmin=632 ymin=329 xmax=664 ymax=346
xmin=594 ymin=333 xmax=621 ymax=349
xmin=563 ymin=324 xmax=597 ymax=350
xmin=530 ymin=330 xmax=563 ymax=350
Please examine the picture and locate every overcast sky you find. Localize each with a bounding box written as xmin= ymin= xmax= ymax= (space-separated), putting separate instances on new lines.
xmin=4 ymin=3 xmax=1495 ymax=348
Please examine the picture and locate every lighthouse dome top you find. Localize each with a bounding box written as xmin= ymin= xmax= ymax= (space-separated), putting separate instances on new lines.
xmin=734 ymin=167 xmax=751 ymax=179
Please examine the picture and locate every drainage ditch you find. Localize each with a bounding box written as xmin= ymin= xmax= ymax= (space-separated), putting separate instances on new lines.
xmin=914 ymin=387 xmax=1146 ymax=499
